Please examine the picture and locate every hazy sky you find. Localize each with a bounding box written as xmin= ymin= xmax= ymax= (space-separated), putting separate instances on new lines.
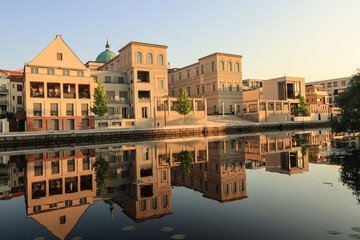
xmin=1 ymin=0 xmax=359 ymax=81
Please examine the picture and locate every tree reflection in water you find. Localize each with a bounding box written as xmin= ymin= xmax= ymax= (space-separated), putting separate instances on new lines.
xmin=92 ymin=158 xmax=110 ymax=195
xmin=329 ymin=149 xmax=360 ymax=203
xmin=176 ymin=150 xmax=194 ymax=176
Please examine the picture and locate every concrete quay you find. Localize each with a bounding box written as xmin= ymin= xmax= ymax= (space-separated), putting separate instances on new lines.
xmin=0 ymin=120 xmax=330 ymax=151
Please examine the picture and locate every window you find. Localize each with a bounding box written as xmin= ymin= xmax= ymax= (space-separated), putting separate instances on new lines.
xmin=187 ymin=72 xmax=190 ymax=78
xmin=12 ymin=84 xmax=15 ymax=88
xmin=152 ymin=198 xmax=157 ymax=209
xmin=237 ymin=85 xmax=240 ymax=91
xmin=212 ymin=61 xmax=215 ymax=71
xmin=62 ymin=70 xmax=70 ymax=76
xmin=142 ymin=107 xmax=148 ymax=118
xmin=140 ymin=200 xmax=146 ymax=211
xmin=33 ymin=205 xmax=41 ymax=212
xmin=16 ymin=84 xmax=22 ymax=92
xmin=105 ymin=76 xmax=111 ymax=83
xmin=342 ymin=80 xmax=347 ymax=86
xmin=179 ymin=74 xmax=181 ymax=80
xmin=108 ymin=107 xmax=114 ymax=115
xmin=221 ymin=84 xmax=225 ymax=91
xmin=228 ymin=62 xmax=232 ymax=71
xmin=333 ymin=81 xmax=338 ymax=87
xmin=136 ymin=52 xmax=142 ymax=63
xmin=67 ymin=159 xmax=75 ymax=172
xmin=220 ymin=61 xmax=224 ymax=70
xmin=159 ymin=80 xmax=163 ymax=89
xmin=13 ymin=96 xmax=15 ymax=100
xmin=327 ymin=82 xmax=332 ymax=87
xmin=66 ymin=103 xmax=74 ymax=116
xmin=224 ymin=184 xmax=229 ymax=194
xmin=197 ymin=87 xmax=200 ymax=94
xmin=34 ymin=162 xmax=43 ymax=176
xmin=119 ymin=91 xmax=128 ymax=99
xmin=50 ymin=103 xmax=58 ymax=116
xmin=47 ymin=69 xmax=55 ymax=75
xmin=147 ymin=53 xmax=153 ymax=64
xmin=77 ymin=71 xmax=84 ymax=77
xmin=232 ymin=182 xmax=237 ymax=193
xmin=33 ymin=120 xmax=42 ymax=129
xmin=50 ymin=203 xmax=57 ymax=208
xmin=83 ymin=158 xmax=90 ymax=170
xmin=239 ymin=181 xmax=244 ymax=191
xmin=201 ymin=65 xmax=204 ymax=74
xmin=81 ymin=118 xmax=89 ymax=127
xmin=33 ymin=103 xmax=42 ymax=116
xmin=17 ymin=96 xmax=22 ymax=104
xmin=235 ymin=62 xmax=240 ymax=72
xmin=230 ymin=105 xmax=233 ymax=112
xmin=106 ymin=91 xmax=115 ymax=99
xmin=65 ymin=200 xmax=72 ymax=207
xmin=143 ymin=148 xmax=149 ymax=160
xmin=57 ymin=53 xmax=63 ymax=61
xmin=196 ymin=69 xmax=199 ymax=76
xmin=162 ymin=195 xmax=168 ymax=207
xmin=158 ymin=54 xmax=164 ymax=65
xmin=229 ymin=84 xmax=232 ymax=91
xmin=117 ymin=76 xmax=124 ymax=83
xmin=202 ymin=86 xmax=205 ymax=93
xmin=80 ymin=197 xmax=87 ymax=204
xmin=51 ymin=161 xmax=60 ymax=174
xmin=162 ymin=171 xmax=166 ymax=180
xmin=81 ymin=104 xmax=88 ymax=116
xmin=213 ymin=84 xmax=216 ymax=92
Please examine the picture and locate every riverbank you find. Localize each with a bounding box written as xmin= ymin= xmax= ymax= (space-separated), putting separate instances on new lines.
xmin=0 ymin=120 xmax=329 ymax=151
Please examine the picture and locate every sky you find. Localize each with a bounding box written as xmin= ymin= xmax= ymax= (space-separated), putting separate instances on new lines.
xmin=1 ymin=0 xmax=360 ymax=82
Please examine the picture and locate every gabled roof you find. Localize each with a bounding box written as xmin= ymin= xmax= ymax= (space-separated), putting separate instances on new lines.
xmin=0 ymin=69 xmax=23 ymax=76
xmin=27 ymin=35 xmax=86 ymax=70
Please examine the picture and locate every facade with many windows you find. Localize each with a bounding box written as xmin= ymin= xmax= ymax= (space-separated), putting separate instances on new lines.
xmin=24 ymin=35 xmax=95 ymax=131
xmin=168 ymin=53 xmax=243 ymax=115
xmin=306 ymin=77 xmax=350 ymax=108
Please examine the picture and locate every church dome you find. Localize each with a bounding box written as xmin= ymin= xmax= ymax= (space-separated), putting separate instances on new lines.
xmin=96 ymin=37 xmax=116 ymax=63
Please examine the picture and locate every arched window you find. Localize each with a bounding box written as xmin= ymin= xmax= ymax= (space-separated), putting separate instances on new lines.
xmin=228 ymin=62 xmax=232 ymax=71
xmin=220 ymin=61 xmax=224 ymax=71
xmin=140 ymin=200 xmax=146 ymax=211
xmin=136 ymin=52 xmax=142 ymax=63
xmin=223 ymin=184 xmax=229 ymax=194
xmin=212 ymin=61 xmax=215 ymax=71
xmin=201 ymin=65 xmax=204 ymax=74
xmin=147 ymin=53 xmax=153 ymax=64
xmin=158 ymin=54 xmax=164 ymax=65
xmin=152 ymin=198 xmax=157 ymax=209
xmin=232 ymin=182 xmax=237 ymax=193
xmin=235 ymin=62 xmax=240 ymax=72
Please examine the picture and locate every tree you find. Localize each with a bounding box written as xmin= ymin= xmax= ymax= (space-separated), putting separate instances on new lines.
xmin=90 ymin=80 xmax=108 ymax=127
xmin=297 ymin=96 xmax=309 ymax=116
xmin=331 ymin=70 xmax=360 ymax=134
xmin=92 ymin=158 xmax=110 ymax=195
xmin=176 ymin=89 xmax=192 ymax=125
xmin=176 ymin=150 xmax=194 ymax=176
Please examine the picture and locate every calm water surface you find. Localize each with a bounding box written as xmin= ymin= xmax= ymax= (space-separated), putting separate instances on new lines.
xmin=0 ymin=128 xmax=359 ymax=240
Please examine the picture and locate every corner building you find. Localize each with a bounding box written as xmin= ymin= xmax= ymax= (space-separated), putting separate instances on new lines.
xmin=168 ymin=53 xmax=243 ymax=115
xmin=24 ymin=35 xmax=95 ymax=131
xmin=97 ymin=42 xmax=169 ymax=128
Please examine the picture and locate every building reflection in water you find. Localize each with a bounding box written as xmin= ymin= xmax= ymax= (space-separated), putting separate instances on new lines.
xmin=0 ymin=130 xmax=334 ymax=239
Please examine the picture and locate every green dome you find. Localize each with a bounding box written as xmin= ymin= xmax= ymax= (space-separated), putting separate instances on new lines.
xmin=96 ymin=37 xmax=116 ymax=63
xmin=96 ymin=49 xmax=116 ymax=63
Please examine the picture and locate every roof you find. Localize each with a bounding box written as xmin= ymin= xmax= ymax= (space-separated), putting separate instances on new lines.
xmin=96 ymin=49 xmax=117 ymax=63
xmin=0 ymin=69 xmax=23 ymax=76
xmin=198 ymin=52 xmax=243 ymax=61
xmin=119 ymin=41 xmax=168 ymax=52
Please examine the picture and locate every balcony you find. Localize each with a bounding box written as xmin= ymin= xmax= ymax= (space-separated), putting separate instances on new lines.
xmin=137 ymin=71 xmax=150 ymax=83
xmin=0 ymin=100 xmax=8 ymax=105
xmin=30 ymin=82 xmax=44 ymax=98
xmin=79 ymin=85 xmax=90 ymax=99
xmin=138 ymin=91 xmax=150 ymax=101
xmin=33 ymin=110 xmax=42 ymax=117
xmin=63 ymin=84 xmax=76 ymax=99
xmin=0 ymin=88 xmax=8 ymax=94
xmin=47 ymin=83 xmax=61 ymax=98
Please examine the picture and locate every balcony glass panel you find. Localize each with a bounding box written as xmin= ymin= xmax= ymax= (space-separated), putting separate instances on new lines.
xmin=63 ymin=84 xmax=76 ymax=98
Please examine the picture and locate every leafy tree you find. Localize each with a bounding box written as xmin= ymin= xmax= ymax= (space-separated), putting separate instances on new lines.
xmin=176 ymin=89 xmax=192 ymax=125
xmin=92 ymin=158 xmax=110 ymax=195
xmin=299 ymin=138 xmax=310 ymax=156
xmin=176 ymin=150 xmax=194 ymax=176
xmin=331 ymin=70 xmax=360 ymax=134
xmin=297 ymin=96 xmax=309 ymax=116
xmin=90 ymin=80 xmax=108 ymax=126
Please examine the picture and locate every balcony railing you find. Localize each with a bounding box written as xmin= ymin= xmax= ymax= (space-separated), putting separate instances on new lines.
xmin=0 ymin=88 xmax=8 ymax=94
xmin=31 ymin=92 xmax=44 ymax=98
xmin=0 ymin=100 xmax=8 ymax=105
xmin=50 ymin=111 xmax=58 ymax=116
xmin=66 ymin=111 xmax=74 ymax=116
xmin=48 ymin=91 xmax=61 ymax=98
xmin=63 ymin=93 xmax=76 ymax=99
xmin=33 ymin=111 xmax=42 ymax=116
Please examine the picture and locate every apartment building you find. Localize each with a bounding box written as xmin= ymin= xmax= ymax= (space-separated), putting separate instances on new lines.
xmin=241 ymin=76 xmax=305 ymax=122
xmin=168 ymin=53 xmax=243 ymax=115
xmin=0 ymin=71 xmax=10 ymax=115
xmin=306 ymin=77 xmax=350 ymax=108
xmin=305 ymin=85 xmax=330 ymax=120
xmin=24 ymin=35 xmax=95 ymax=131
xmin=92 ymin=41 xmax=206 ymax=128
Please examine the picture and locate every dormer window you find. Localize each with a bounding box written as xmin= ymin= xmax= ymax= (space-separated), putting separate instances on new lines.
xmin=57 ymin=53 xmax=63 ymax=61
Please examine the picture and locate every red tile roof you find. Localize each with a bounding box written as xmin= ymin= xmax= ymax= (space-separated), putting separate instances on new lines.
xmin=0 ymin=69 xmax=23 ymax=76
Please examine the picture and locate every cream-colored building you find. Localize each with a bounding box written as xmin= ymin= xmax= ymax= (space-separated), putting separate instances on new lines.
xmin=241 ymin=76 xmax=305 ymax=122
xmin=24 ymin=35 xmax=95 ymax=131
xmin=168 ymin=53 xmax=243 ymax=115
xmin=0 ymin=72 xmax=10 ymax=115
xmin=89 ymin=41 xmax=206 ymax=128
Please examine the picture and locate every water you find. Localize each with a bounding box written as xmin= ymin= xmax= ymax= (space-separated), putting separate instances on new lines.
xmin=0 ymin=128 xmax=359 ymax=240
